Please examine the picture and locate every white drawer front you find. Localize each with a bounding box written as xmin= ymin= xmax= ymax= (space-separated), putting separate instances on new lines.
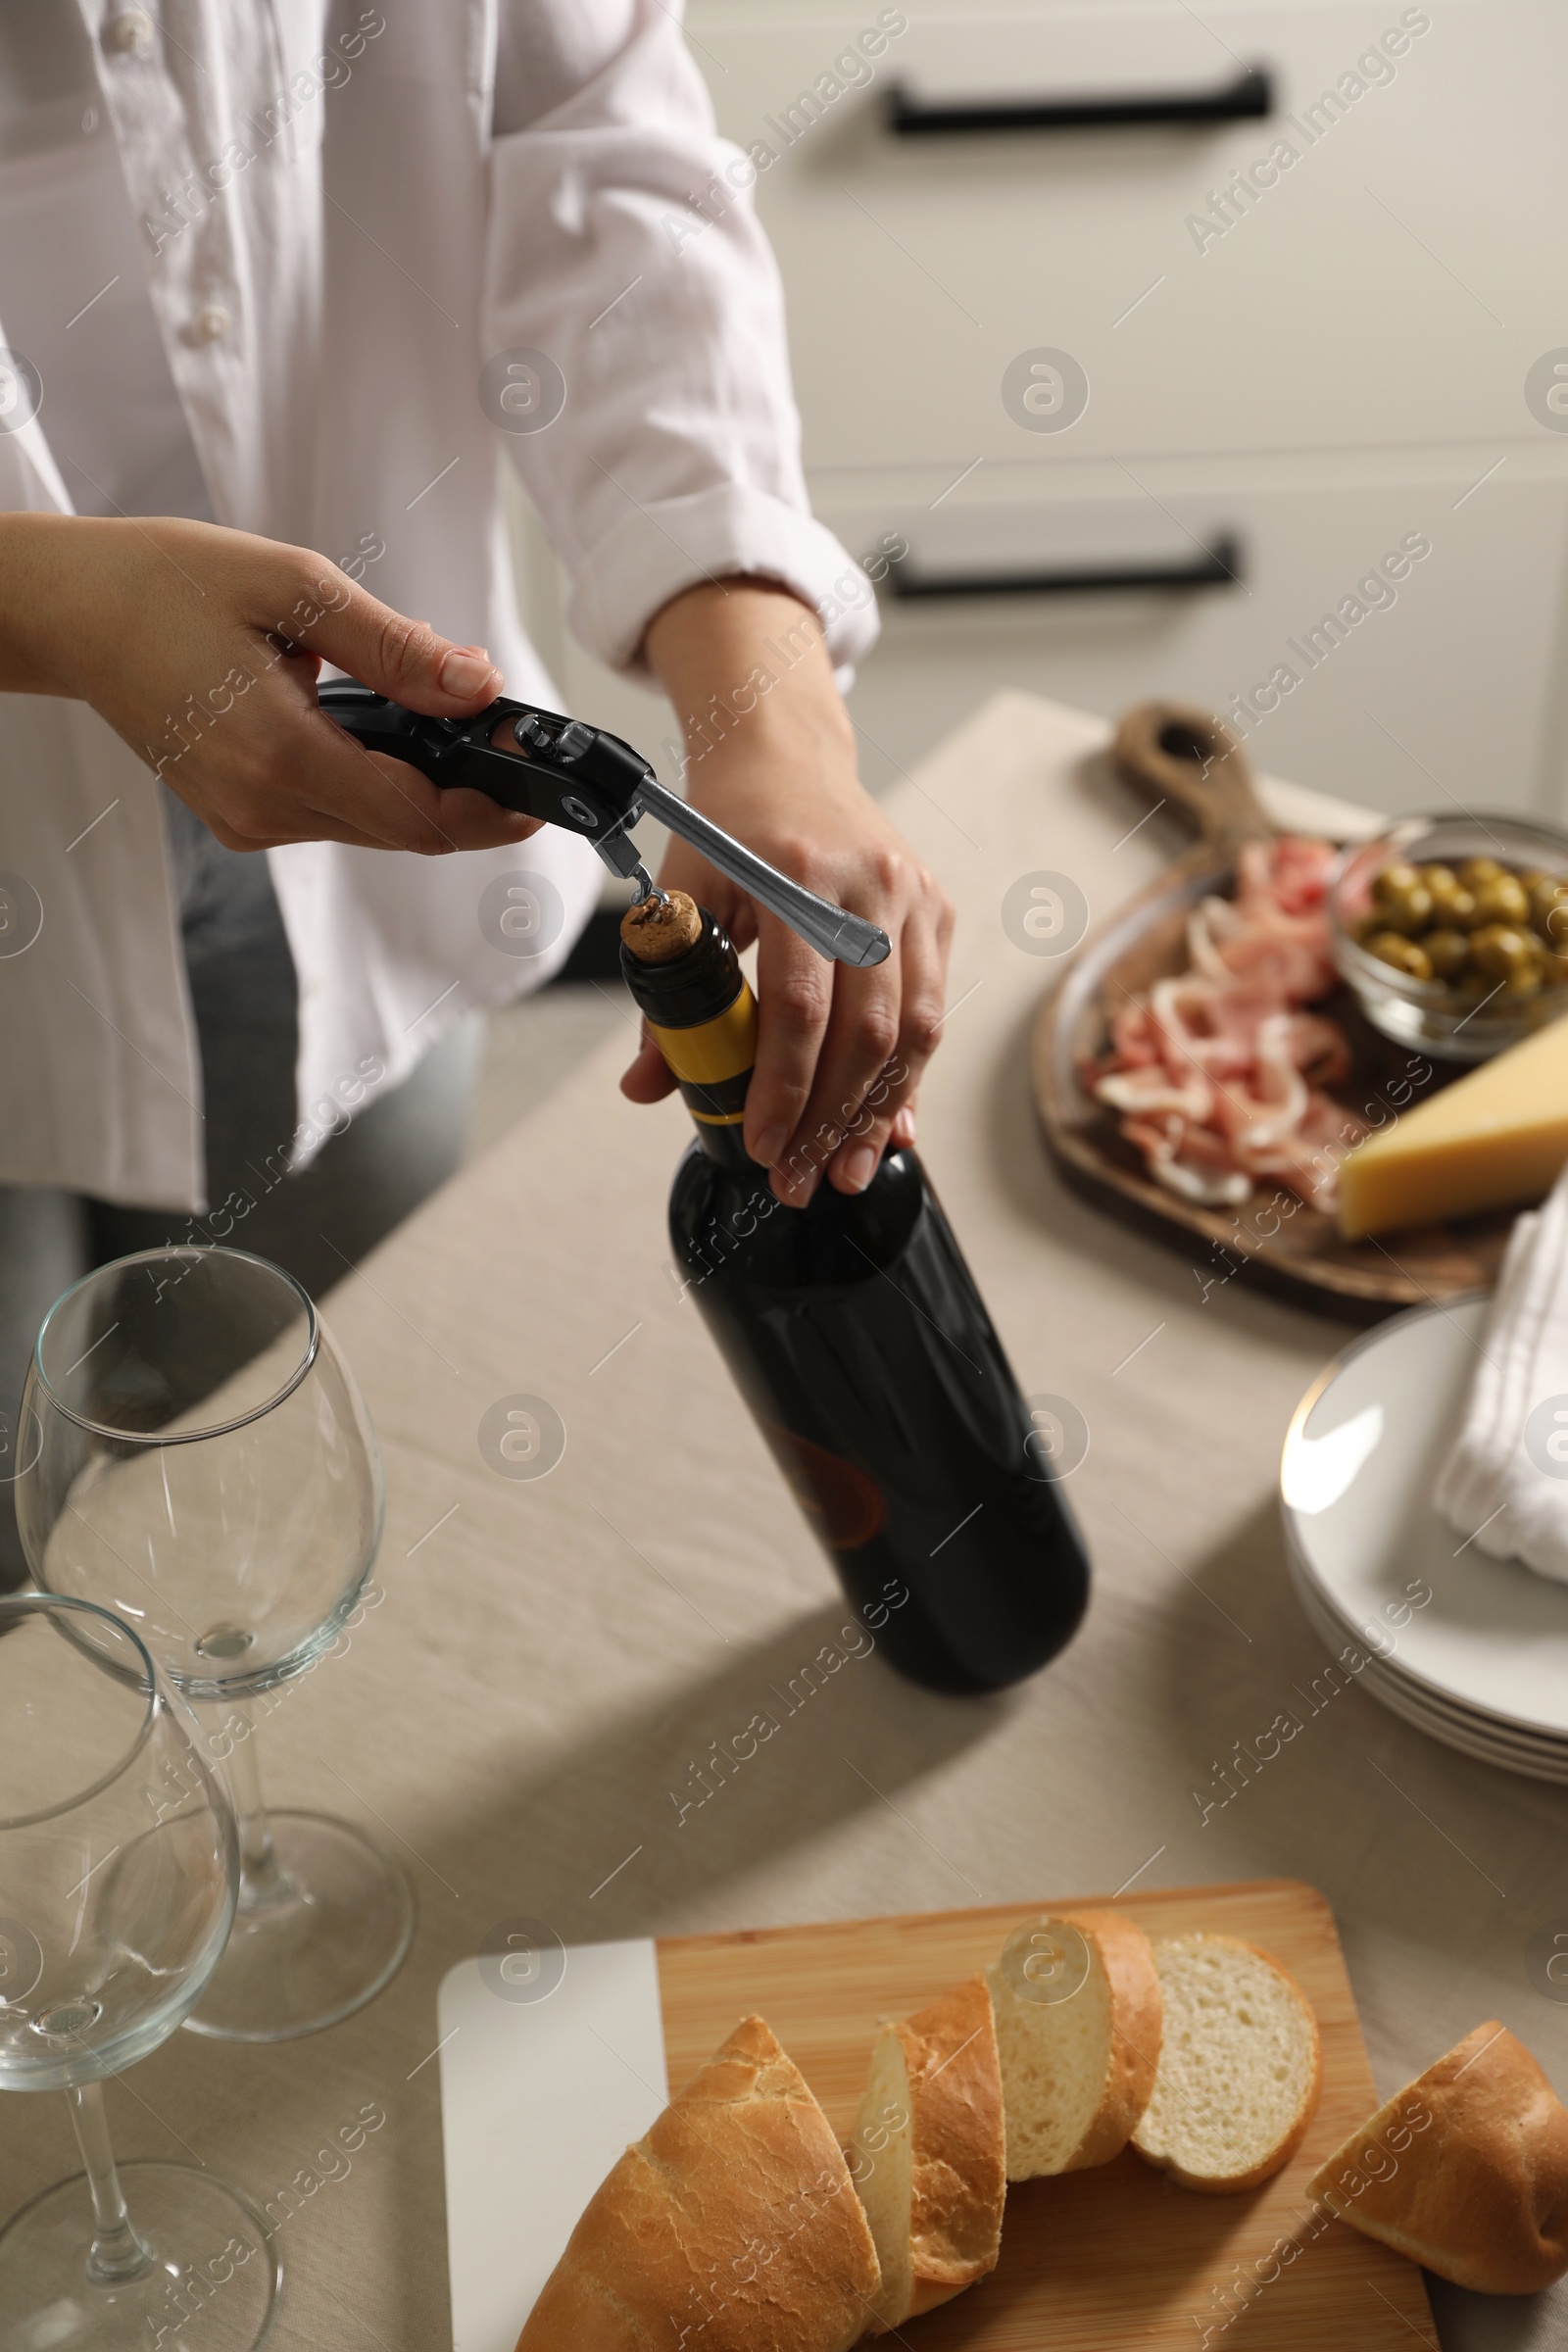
xmin=687 ymin=1 xmax=1566 ymax=469
xmin=813 ymin=462 xmax=1568 ymax=817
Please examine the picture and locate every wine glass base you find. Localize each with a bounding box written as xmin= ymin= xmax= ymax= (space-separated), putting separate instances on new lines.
xmin=183 ymin=1810 xmax=415 ymax=2043
xmin=0 ymin=2159 xmax=281 ymax=2352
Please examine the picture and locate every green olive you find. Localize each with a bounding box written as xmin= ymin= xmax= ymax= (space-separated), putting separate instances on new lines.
xmin=1375 ymin=879 xmax=1435 ymax=935
xmin=1371 ymin=859 xmax=1423 ymax=906
xmin=1470 ymin=922 xmax=1539 ymax=984
xmin=1470 ymin=872 xmax=1531 ymax=927
xmin=1424 ymin=927 xmax=1473 ymax=982
xmin=1418 ymin=863 xmax=1466 ymax=923
xmin=1429 ymin=884 xmax=1476 ymax=926
xmin=1531 ymin=875 xmax=1568 ymax=939
xmin=1366 ymin=930 xmax=1434 ymax=981
xmin=1363 ymin=849 xmax=1568 ymax=995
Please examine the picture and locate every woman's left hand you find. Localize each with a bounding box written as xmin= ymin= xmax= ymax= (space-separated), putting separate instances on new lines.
xmin=621 ymin=581 xmax=954 ymax=1202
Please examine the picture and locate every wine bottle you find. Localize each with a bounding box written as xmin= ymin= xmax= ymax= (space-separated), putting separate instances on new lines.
xmin=621 ymin=891 xmax=1090 ymax=1694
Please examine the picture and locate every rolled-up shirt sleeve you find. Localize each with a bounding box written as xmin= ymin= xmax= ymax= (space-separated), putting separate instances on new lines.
xmin=482 ymin=0 xmax=878 ymax=684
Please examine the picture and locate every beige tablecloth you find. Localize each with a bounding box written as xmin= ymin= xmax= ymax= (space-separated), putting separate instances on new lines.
xmin=3 ymin=693 xmax=1558 ymax=2350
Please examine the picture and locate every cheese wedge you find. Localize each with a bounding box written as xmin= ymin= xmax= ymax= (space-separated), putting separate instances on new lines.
xmin=1339 ymin=1016 xmax=1568 ymax=1239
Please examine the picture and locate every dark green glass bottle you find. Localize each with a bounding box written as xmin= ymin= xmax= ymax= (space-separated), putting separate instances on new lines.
xmin=622 ymin=893 xmax=1090 ymax=1695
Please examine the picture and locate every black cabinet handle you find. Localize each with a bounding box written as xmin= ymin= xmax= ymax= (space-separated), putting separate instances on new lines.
xmin=885 ymin=66 xmax=1271 ymax=136
xmin=883 ymin=536 xmax=1244 ymax=601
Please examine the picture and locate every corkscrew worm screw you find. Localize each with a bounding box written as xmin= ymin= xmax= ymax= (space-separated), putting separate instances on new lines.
xmin=318 ymin=682 xmax=891 ymax=968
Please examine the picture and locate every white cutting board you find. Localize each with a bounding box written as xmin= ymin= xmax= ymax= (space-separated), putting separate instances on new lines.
xmin=437 ymin=1938 xmax=667 ymax=2352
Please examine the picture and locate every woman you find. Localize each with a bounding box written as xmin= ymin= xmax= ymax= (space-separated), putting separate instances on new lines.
xmin=0 ymin=2 xmax=951 ymax=1578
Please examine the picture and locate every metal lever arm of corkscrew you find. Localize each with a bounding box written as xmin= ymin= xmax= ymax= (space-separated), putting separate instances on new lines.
xmin=633 ymin=768 xmax=890 ymax=968
xmin=317 ymin=681 xmax=892 ymax=969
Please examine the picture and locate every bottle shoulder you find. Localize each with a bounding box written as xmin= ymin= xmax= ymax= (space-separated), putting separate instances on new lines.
xmin=670 ymin=1142 xmax=929 ymax=1285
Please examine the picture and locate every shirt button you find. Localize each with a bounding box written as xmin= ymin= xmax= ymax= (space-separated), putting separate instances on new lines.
xmin=104 ymin=10 xmax=153 ymax=52
xmin=191 ymin=304 xmax=230 ymax=343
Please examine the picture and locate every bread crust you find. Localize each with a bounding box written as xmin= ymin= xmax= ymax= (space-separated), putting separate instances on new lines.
xmin=516 ymin=2014 xmax=880 ymax=2351
xmin=1055 ymin=1909 xmax=1163 ymax=2170
xmin=1132 ymin=1934 xmax=1321 ymax=2194
xmin=1307 ymin=2021 xmax=1568 ymax=2293
xmin=896 ymin=1975 xmax=1005 ymax=2317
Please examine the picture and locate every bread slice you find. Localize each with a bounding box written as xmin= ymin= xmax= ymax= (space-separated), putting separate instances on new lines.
xmin=1308 ymin=2021 xmax=1568 ymax=2293
xmin=515 ymin=2014 xmax=880 ymax=2351
xmin=985 ymin=1909 xmax=1162 ymax=2179
xmin=1131 ymin=1933 xmax=1320 ymax=2193
xmin=849 ymin=1974 xmax=1005 ymax=2330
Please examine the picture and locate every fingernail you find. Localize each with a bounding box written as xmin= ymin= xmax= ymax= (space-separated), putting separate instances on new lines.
xmin=843 ymin=1143 xmax=878 ymax=1192
xmin=754 ymin=1124 xmax=788 ymax=1167
xmin=440 ymin=646 xmax=497 ymax=697
xmin=893 ymin=1106 xmax=916 ymax=1148
xmin=775 ymin=1162 xmax=818 ymax=1208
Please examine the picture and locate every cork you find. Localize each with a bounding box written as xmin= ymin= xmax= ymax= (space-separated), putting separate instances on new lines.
xmin=620 ymin=889 xmax=702 ymax=964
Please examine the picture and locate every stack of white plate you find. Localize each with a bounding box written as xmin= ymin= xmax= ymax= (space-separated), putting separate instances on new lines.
xmin=1281 ymin=1297 xmax=1568 ymax=1784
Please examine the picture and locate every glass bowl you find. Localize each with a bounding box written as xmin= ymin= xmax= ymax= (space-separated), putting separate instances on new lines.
xmin=1329 ymin=809 xmax=1568 ymax=1061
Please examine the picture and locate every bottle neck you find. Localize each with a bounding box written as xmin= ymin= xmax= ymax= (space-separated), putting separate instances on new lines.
xmin=620 ymin=909 xmax=764 ymax=1169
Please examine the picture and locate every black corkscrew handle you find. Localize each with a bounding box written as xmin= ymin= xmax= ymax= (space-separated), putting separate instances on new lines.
xmin=318 ymin=681 xmax=892 ymax=970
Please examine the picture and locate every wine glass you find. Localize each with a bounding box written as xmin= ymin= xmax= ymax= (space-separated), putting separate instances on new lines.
xmin=16 ymin=1246 xmax=412 ymax=2043
xmin=0 ymin=1592 xmax=281 ymax=2351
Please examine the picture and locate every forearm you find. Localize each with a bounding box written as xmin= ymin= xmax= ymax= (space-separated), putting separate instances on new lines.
xmin=0 ymin=512 xmax=122 ymax=695
xmin=642 ymin=579 xmax=856 ymax=803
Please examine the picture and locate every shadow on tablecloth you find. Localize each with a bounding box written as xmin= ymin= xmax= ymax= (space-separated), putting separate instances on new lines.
xmin=416 ymin=1596 xmax=1014 ymax=1954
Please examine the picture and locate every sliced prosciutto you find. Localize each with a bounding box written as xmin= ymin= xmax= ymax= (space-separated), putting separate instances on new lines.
xmin=1086 ymin=835 xmax=1366 ymax=1213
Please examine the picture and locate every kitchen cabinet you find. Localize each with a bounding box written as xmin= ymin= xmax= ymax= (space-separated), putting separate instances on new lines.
xmin=526 ymin=1 xmax=1568 ymax=822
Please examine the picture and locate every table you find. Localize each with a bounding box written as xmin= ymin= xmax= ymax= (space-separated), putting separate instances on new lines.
xmin=3 ymin=693 xmax=1558 ymax=2352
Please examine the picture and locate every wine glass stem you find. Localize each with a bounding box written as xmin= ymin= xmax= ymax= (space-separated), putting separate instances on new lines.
xmin=225 ymin=1708 xmax=289 ymax=1905
xmin=66 ymin=2080 xmax=154 ymax=2283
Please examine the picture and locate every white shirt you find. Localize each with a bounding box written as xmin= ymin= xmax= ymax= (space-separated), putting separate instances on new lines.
xmin=0 ymin=0 xmax=878 ymax=1210
xmin=0 ymin=6 xmax=212 ymax=521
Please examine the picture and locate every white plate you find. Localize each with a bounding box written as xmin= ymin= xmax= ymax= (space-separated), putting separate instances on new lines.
xmin=1345 ymin=1690 xmax=1568 ymax=1785
xmin=1287 ymin=1554 xmax=1568 ymax=1784
xmin=1281 ymin=1298 xmax=1568 ymax=1743
xmin=1288 ymin=1563 xmax=1568 ymax=1779
xmin=1289 ymin=1549 xmax=1568 ymax=1751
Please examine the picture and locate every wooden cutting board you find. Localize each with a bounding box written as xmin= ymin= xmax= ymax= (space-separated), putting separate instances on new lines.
xmin=657 ymin=1879 xmax=1436 ymax=2349
xmin=1031 ymin=701 xmax=1514 ymax=1316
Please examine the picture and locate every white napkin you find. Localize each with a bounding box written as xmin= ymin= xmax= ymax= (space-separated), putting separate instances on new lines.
xmin=1437 ymin=1165 xmax=1568 ymax=1580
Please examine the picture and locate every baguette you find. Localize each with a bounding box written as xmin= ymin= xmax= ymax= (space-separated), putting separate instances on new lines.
xmin=1131 ymin=1933 xmax=1320 ymax=2193
xmin=850 ymin=1974 xmax=1004 ymax=2329
xmin=987 ymin=1909 xmax=1161 ymax=2178
xmin=1308 ymin=2022 xmax=1568 ymax=2293
xmin=515 ymin=2014 xmax=880 ymax=2351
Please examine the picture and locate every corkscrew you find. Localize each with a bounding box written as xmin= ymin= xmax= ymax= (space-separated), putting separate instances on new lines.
xmin=318 ymin=682 xmax=892 ymax=969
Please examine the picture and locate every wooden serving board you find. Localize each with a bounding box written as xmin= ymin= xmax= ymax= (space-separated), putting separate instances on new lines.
xmin=657 ymin=1879 xmax=1435 ymax=2350
xmin=1031 ymin=703 xmax=1514 ymax=1315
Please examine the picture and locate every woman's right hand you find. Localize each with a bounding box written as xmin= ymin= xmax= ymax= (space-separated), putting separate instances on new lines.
xmin=0 ymin=511 xmax=540 ymax=854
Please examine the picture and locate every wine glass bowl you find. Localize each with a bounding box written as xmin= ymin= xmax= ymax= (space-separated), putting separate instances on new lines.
xmin=0 ymin=1598 xmax=234 ymax=2090
xmin=0 ymin=1593 xmax=280 ymax=2350
xmin=20 ymin=1248 xmax=382 ymax=1697
xmin=17 ymin=1247 xmax=411 ymax=2045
